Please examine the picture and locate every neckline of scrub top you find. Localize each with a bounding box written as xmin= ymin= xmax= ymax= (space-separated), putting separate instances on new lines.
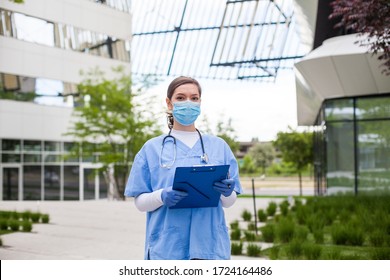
xmin=173 ymin=134 xmax=203 ymax=156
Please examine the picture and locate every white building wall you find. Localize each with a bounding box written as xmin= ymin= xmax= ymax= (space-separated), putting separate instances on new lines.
xmin=0 ymin=0 xmax=132 ymax=40
xmin=0 ymin=100 xmax=74 ymax=141
xmin=0 ymin=36 xmax=131 ymax=84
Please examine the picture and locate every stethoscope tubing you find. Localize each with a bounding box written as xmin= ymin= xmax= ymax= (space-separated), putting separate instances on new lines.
xmin=159 ymin=128 xmax=208 ymax=168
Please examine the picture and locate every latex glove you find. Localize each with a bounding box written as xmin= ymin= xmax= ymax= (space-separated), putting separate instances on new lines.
xmin=213 ymin=178 xmax=235 ymax=197
xmin=161 ymin=187 xmax=188 ymax=207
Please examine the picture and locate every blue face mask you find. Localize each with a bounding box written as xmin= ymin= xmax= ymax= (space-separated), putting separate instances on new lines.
xmin=172 ymin=100 xmax=201 ymax=126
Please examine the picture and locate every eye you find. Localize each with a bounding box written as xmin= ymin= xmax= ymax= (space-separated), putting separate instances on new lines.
xmin=191 ymin=96 xmax=200 ymax=101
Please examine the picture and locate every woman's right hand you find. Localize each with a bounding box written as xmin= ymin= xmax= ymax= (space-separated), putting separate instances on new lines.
xmin=161 ymin=187 xmax=188 ymax=207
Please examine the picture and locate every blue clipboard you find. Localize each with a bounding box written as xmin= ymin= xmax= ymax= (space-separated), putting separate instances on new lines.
xmin=170 ymin=165 xmax=230 ymax=209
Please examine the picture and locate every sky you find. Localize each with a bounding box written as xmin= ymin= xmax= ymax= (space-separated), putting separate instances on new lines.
xmin=13 ymin=1 xmax=302 ymax=142
xmin=143 ymin=69 xmax=299 ymax=142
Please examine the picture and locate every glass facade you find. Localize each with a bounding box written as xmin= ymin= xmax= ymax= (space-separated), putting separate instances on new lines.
xmin=314 ymin=94 xmax=390 ymax=195
xmin=0 ymin=139 xmax=109 ymax=201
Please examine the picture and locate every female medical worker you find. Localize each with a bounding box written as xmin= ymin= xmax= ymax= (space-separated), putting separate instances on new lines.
xmin=124 ymin=76 xmax=242 ymax=260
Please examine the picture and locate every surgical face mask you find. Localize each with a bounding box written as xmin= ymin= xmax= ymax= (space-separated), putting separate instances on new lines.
xmin=172 ymin=100 xmax=201 ymax=126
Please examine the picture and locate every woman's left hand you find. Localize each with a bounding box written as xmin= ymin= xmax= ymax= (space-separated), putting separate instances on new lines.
xmin=213 ymin=178 xmax=235 ymax=197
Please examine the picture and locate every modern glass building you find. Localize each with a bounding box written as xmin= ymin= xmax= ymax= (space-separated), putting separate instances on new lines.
xmin=0 ymin=0 xmax=131 ymax=201
xmin=294 ymin=1 xmax=390 ymax=195
xmin=313 ymin=94 xmax=390 ymax=195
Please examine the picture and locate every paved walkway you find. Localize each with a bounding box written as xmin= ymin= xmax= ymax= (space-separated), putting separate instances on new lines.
xmin=0 ymin=186 xmax=314 ymax=260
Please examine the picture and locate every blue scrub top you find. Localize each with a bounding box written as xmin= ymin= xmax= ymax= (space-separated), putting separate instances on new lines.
xmin=124 ymin=133 xmax=242 ymax=260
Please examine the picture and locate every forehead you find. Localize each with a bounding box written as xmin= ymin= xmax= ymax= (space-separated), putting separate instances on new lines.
xmin=173 ymin=83 xmax=200 ymax=96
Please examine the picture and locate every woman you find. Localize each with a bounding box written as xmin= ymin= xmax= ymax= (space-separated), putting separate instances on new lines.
xmin=124 ymin=76 xmax=242 ymax=260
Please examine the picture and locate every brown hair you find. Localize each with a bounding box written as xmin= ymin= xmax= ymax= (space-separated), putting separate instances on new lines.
xmin=166 ymin=76 xmax=202 ymax=129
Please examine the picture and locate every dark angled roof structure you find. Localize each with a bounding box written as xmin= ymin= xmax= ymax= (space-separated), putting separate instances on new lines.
xmin=131 ymin=0 xmax=308 ymax=82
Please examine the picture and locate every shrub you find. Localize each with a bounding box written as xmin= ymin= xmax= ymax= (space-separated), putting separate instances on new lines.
xmin=241 ymin=209 xmax=252 ymax=222
xmin=247 ymin=222 xmax=256 ymax=231
xmin=277 ymin=218 xmax=295 ymax=243
xmin=11 ymin=211 xmax=20 ymax=220
xmin=230 ymin=220 xmax=239 ymax=230
xmin=230 ymin=228 xmax=241 ymax=241
xmin=269 ymin=246 xmax=280 ymax=260
xmin=41 ymin=214 xmax=50 ymax=224
xmin=22 ymin=211 xmax=31 ymax=221
xmin=294 ymin=225 xmax=309 ymax=242
xmin=307 ymin=215 xmax=325 ymax=232
xmin=295 ymin=207 xmax=308 ymax=225
xmin=246 ymin=243 xmax=261 ymax=257
xmin=30 ymin=213 xmax=41 ymax=223
xmin=347 ymin=228 xmax=365 ymax=246
xmin=257 ymin=209 xmax=267 ymax=222
xmin=369 ymin=230 xmax=386 ymax=247
xmin=313 ymin=229 xmax=324 ymax=244
xmin=331 ymin=224 xmax=364 ymax=246
xmin=21 ymin=220 xmax=32 ymax=232
xmin=323 ymin=248 xmax=342 ymax=260
xmin=371 ymin=248 xmax=390 ymax=260
xmin=0 ymin=219 xmax=8 ymax=230
xmin=303 ymin=243 xmax=322 ymax=260
xmin=260 ymin=224 xmax=275 ymax=243
xmin=244 ymin=231 xmax=256 ymax=241
xmin=279 ymin=201 xmax=289 ymax=216
xmin=285 ymin=240 xmax=303 ymax=259
xmin=0 ymin=211 xmax=11 ymax=219
xmin=0 ymin=237 xmax=2 ymax=246
xmin=9 ymin=220 xmax=19 ymax=231
xmin=266 ymin=202 xmax=277 ymax=217
xmin=231 ymin=242 xmax=243 ymax=255
xmin=331 ymin=224 xmax=349 ymax=245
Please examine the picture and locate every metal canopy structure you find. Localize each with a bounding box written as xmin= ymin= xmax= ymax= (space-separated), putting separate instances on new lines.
xmin=131 ymin=0 xmax=307 ymax=82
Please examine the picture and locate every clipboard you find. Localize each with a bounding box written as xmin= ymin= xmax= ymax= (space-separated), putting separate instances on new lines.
xmin=170 ymin=164 xmax=230 ymax=209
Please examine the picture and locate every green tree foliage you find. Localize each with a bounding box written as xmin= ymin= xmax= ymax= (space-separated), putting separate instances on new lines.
xmin=248 ymin=142 xmax=275 ymax=174
xmin=215 ymin=117 xmax=240 ymax=155
xmin=8 ymin=0 xmax=24 ymax=3
xmin=240 ymin=154 xmax=256 ymax=174
xmin=273 ymin=127 xmax=313 ymax=196
xmin=66 ymin=67 xmax=161 ymax=199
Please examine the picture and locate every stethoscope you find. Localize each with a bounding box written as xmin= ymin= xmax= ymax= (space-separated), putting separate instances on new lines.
xmin=159 ymin=128 xmax=209 ymax=169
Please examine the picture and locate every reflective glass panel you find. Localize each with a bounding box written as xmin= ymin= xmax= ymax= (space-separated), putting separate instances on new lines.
xmin=2 ymin=167 xmax=19 ymax=200
xmin=1 ymin=153 xmax=21 ymax=163
xmin=356 ymin=96 xmax=390 ymax=120
xmin=64 ymin=166 xmax=79 ymax=200
xmin=23 ymin=166 xmax=41 ymax=200
xmin=44 ymin=141 xmax=61 ymax=152
xmin=24 ymin=154 xmax=41 ymax=163
xmin=357 ymin=120 xmax=390 ymax=193
xmin=44 ymin=165 xmax=61 ymax=200
xmin=324 ymin=98 xmax=354 ymax=121
xmin=326 ymin=121 xmax=355 ymax=193
xmin=84 ymin=168 xmax=96 ymax=200
xmin=2 ymin=139 xmax=21 ymax=151
xmin=23 ymin=140 xmax=42 ymax=152
xmin=99 ymin=171 xmax=108 ymax=199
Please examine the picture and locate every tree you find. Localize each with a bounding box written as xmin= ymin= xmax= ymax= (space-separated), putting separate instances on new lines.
xmin=273 ymin=127 xmax=314 ymax=196
xmin=329 ymin=0 xmax=390 ymax=75
xmin=215 ymin=117 xmax=240 ymax=156
xmin=240 ymin=154 xmax=257 ymax=174
xmin=248 ymin=142 xmax=275 ymax=175
xmin=66 ymin=67 xmax=161 ymax=199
